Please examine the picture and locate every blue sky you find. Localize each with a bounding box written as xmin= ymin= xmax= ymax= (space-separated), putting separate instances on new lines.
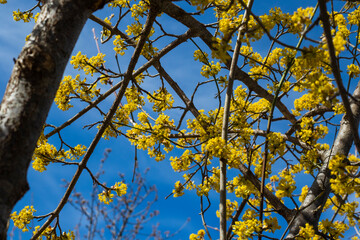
xmin=1 ymin=0 xmax=359 ymax=239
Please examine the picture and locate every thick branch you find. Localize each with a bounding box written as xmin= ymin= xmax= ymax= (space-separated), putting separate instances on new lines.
xmin=219 ymin=1 xmax=254 ymax=238
xmin=285 ymin=79 xmax=360 ymax=239
xmin=0 ymin=0 xmax=107 ymax=238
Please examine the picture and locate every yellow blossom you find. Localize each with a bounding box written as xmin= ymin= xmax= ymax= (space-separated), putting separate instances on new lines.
xmin=98 ymin=190 xmax=114 ymax=204
xmin=11 ymin=206 xmax=36 ymax=232
xmin=189 ymin=229 xmax=205 ymax=240
xmin=173 ymin=181 xmax=185 ymax=197
xmin=112 ymin=182 xmax=127 ymax=197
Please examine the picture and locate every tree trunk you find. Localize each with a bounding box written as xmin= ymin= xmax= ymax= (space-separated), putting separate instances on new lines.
xmin=0 ymin=0 xmax=107 ymax=238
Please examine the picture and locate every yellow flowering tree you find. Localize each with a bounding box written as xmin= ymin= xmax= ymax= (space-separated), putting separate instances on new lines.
xmin=2 ymin=0 xmax=360 ymax=239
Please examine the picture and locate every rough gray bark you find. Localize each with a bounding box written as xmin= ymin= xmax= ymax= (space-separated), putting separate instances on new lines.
xmin=285 ymin=80 xmax=360 ymax=238
xmin=0 ymin=0 xmax=107 ymax=238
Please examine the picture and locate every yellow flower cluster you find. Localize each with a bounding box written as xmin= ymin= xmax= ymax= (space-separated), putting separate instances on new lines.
xmin=287 ymin=7 xmax=314 ymax=34
xmin=218 ymin=15 xmax=242 ymax=41
xmin=211 ymin=37 xmax=231 ymax=62
xmin=292 ymin=66 xmax=338 ymax=113
xmin=318 ymin=219 xmax=348 ymax=239
xmin=55 ymin=75 xmax=100 ymax=111
xmin=296 ymin=223 xmax=320 ymax=240
xmin=267 ymin=80 xmax=291 ymax=95
xmin=240 ymin=46 xmax=262 ymax=67
xmin=275 ymin=169 xmax=296 ymax=198
xmin=32 ymin=133 xmax=57 ymax=172
xmin=127 ymin=113 xmax=175 ymax=161
xmin=70 ymin=52 xmax=106 ymax=76
xmin=267 ymin=132 xmax=285 ymax=156
xmin=247 ymin=98 xmax=271 ymax=120
xmin=348 ymin=8 xmax=360 ymax=25
xmin=101 ymin=16 xmax=113 ymax=40
xmin=170 ymin=149 xmax=193 ymax=172
xmin=329 ymin=154 xmax=360 ymax=196
xmin=0 ymin=0 xmax=7 ymax=4
xmin=347 ymin=63 xmax=360 ymax=78
xmin=11 ymin=206 xmax=36 ymax=232
xmin=101 ymin=86 xmax=145 ymax=139
xmin=295 ymin=117 xmax=328 ymax=145
xmin=242 ymin=208 xmax=258 ymax=220
xmin=200 ymin=61 xmax=221 ymax=78
xmin=333 ymin=201 xmax=358 ymax=226
xmin=193 ymin=49 xmax=209 ymax=63
xmin=112 ymin=182 xmax=127 ymax=196
xmin=299 ymin=185 xmax=309 ymax=203
xmin=186 ymin=111 xmax=211 ymax=141
xmin=227 ymin=146 xmax=249 ymax=169
xmin=300 ymin=144 xmax=327 ymax=174
xmin=13 ymin=9 xmax=33 ymax=22
xmin=173 ymin=181 xmax=185 ymax=197
xmin=215 ymin=0 xmax=246 ymax=18
xmin=147 ymin=87 xmax=174 ymax=112
xmin=204 ymin=137 xmax=228 ymax=159
xmin=130 ymin=1 xmax=149 ymax=20
xmin=296 ymin=45 xmax=328 ymax=73
xmin=266 ymin=47 xmax=283 ymax=65
xmin=248 ymin=149 xmax=268 ymax=178
xmin=293 ymin=94 xmax=318 ymax=116
xmin=189 ymin=229 xmax=205 ymax=240
xmin=259 ymin=10 xmax=276 ymax=31
xmin=229 ymin=175 xmax=256 ymax=198
xmin=331 ymin=13 xmax=350 ymax=56
xmin=182 ymin=173 xmax=196 ymax=191
xmin=233 ymin=218 xmax=261 ymax=239
xmin=263 ymin=217 xmax=281 ymax=233
xmin=98 ymin=190 xmax=114 ymax=204
xmin=333 ymin=103 xmax=346 ymax=115
xmin=126 ymin=21 xmax=143 ymax=36
xmin=108 ymin=0 xmax=129 ymax=8
xmin=32 ymin=132 xmax=87 ymax=172
xmin=141 ymin=42 xmax=158 ymax=58
xmin=83 ymin=53 xmax=106 ymax=75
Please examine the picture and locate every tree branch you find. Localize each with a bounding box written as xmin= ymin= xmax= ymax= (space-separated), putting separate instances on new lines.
xmin=285 ymin=79 xmax=360 ymax=239
xmin=0 ymin=0 xmax=106 ymax=238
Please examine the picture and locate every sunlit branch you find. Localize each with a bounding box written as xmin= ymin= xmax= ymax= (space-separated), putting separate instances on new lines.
xmin=219 ymin=0 xmax=254 ymax=238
